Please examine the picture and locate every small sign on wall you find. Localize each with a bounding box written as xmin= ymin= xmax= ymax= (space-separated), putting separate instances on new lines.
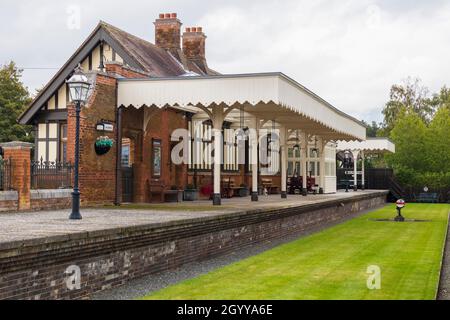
xmin=96 ymin=122 xmax=114 ymax=132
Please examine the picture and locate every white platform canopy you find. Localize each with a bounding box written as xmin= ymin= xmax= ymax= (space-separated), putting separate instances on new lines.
xmin=117 ymin=73 xmax=366 ymax=141
xmin=336 ymin=138 xmax=395 ymax=191
xmin=337 ymin=138 xmax=396 ymax=154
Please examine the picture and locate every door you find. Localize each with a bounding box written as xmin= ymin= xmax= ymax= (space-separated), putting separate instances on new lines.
xmin=121 ymin=166 xmax=134 ymax=203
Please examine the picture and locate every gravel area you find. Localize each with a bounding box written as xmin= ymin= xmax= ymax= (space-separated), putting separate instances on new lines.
xmin=0 ymin=191 xmax=382 ymax=244
xmin=92 ymin=205 xmax=383 ymax=300
xmin=437 ymin=212 xmax=450 ymax=300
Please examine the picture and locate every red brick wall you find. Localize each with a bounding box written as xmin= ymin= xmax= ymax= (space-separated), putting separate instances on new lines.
xmin=122 ymin=107 xmax=189 ymax=203
xmin=3 ymin=147 xmax=31 ymax=210
xmin=67 ymin=74 xmax=118 ymax=206
xmin=105 ymin=63 xmax=148 ymax=79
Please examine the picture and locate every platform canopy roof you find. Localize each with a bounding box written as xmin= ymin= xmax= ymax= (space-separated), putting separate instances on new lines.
xmin=337 ymin=138 xmax=396 ymax=154
xmin=117 ymin=72 xmax=366 ymax=141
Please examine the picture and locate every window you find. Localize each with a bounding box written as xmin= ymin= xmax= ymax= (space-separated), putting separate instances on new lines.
xmin=223 ymin=128 xmax=239 ymax=171
xmin=60 ymin=124 xmax=67 ymax=163
xmin=288 ymin=161 xmax=294 ymax=176
xmin=288 ymin=148 xmax=294 ymax=158
xmin=37 ymin=122 xmax=63 ymax=163
xmin=309 ymin=161 xmax=316 ymax=176
xmin=188 ymin=120 xmax=212 ymax=171
xmin=295 ymin=162 xmax=301 ymax=176
xmin=152 ymin=139 xmax=162 ymax=177
xmin=121 ymin=145 xmax=130 ymax=167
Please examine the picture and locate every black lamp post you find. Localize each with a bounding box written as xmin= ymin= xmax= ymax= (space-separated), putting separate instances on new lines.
xmin=67 ymin=65 xmax=91 ymax=220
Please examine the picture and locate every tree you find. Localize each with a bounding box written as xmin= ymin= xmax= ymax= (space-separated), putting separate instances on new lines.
xmin=427 ymin=107 xmax=450 ymax=174
xmin=388 ymin=112 xmax=428 ymax=175
xmin=381 ymin=77 xmax=435 ymax=134
xmin=361 ymin=120 xmax=382 ymax=138
xmin=0 ymin=61 xmax=33 ymax=143
xmin=430 ymin=86 xmax=450 ymax=111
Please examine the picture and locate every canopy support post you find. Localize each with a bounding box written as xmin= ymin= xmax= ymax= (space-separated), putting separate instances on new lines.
xmin=301 ymin=132 xmax=308 ymax=196
xmin=319 ymin=137 xmax=326 ymax=194
xmin=280 ymin=126 xmax=287 ymax=199
xmin=211 ymin=105 xmax=224 ymax=206
xmin=249 ymin=117 xmax=259 ymax=202
xmin=361 ymin=150 xmax=365 ymax=190
xmin=352 ymin=150 xmax=360 ymax=192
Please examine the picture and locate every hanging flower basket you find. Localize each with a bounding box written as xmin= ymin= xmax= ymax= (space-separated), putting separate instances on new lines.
xmin=95 ymin=136 xmax=114 ymax=156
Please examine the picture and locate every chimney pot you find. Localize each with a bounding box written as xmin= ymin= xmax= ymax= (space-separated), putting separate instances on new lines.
xmin=182 ymin=26 xmax=207 ymax=67
xmin=154 ymin=13 xmax=182 ymax=53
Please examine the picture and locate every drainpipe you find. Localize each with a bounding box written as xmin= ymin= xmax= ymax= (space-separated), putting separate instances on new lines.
xmin=115 ymin=105 xmax=123 ymax=206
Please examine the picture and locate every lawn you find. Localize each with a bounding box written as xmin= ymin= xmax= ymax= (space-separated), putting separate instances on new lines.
xmin=143 ymin=203 xmax=450 ymax=300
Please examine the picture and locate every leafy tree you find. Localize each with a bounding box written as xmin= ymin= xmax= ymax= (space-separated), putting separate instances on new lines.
xmin=381 ymin=77 xmax=435 ymax=134
xmin=430 ymin=86 xmax=450 ymax=111
xmin=386 ymin=107 xmax=450 ymax=196
xmin=388 ymin=112 xmax=428 ymax=175
xmin=427 ymin=107 xmax=450 ymax=174
xmin=365 ymin=121 xmax=382 ymax=138
xmin=0 ymin=61 xmax=33 ymax=143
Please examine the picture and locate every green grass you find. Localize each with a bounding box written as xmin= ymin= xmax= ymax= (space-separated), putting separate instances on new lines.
xmin=143 ymin=203 xmax=450 ymax=300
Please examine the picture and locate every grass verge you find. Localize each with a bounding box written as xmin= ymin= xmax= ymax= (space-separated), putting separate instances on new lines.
xmin=143 ymin=203 xmax=450 ymax=300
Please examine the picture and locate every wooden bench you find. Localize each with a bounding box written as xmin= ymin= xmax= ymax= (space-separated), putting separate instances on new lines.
xmin=261 ymin=178 xmax=279 ymax=194
xmin=307 ymin=177 xmax=319 ymax=194
xmin=221 ymin=177 xmax=244 ymax=198
xmin=148 ymin=182 xmax=183 ymax=203
xmin=417 ymin=193 xmax=439 ymax=203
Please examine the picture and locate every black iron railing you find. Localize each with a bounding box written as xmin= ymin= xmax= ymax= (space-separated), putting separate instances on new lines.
xmin=31 ymin=160 xmax=73 ymax=190
xmin=0 ymin=158 xmax=12 ymax=191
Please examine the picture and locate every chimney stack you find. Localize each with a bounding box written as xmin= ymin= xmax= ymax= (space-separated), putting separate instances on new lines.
xmin=154 ymin=13 xmax=182 ymax=54
xmin=182 ymin=26 xmax=207 ymax=65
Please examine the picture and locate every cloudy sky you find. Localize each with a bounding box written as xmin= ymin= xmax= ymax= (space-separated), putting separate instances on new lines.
xmin=1 ymin=0 xmax=450 ymax=122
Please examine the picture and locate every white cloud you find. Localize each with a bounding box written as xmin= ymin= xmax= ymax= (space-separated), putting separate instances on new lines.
xmin=1 ymin=0 xmax=450 ymax=122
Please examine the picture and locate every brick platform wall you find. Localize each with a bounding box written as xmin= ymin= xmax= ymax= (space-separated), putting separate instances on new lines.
xmin=0 ymin=191 xmax=387 ymax=300
xmin=0 ymin=192 xmax=18 ymax=212
xmin=30 ymin=190 xmax=72 ymax=211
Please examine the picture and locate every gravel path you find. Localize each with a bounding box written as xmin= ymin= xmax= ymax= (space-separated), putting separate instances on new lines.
xmin=92 ymin=206 xmax=383 ymax=300
xmin=0 ymin=191 xmax=382 ymax=245
xmin=437 ymin=212 xmax=450 ymax=300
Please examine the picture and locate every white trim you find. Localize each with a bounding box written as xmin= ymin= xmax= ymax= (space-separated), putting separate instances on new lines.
xmin=117 ymin=73 xmax=366 ymax=141
xmin=337 ymin=138 xmax=396 ymax=153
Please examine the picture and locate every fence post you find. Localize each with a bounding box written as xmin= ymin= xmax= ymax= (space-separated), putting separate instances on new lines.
xmin=0 ymin=142 xmax=33 ymax=211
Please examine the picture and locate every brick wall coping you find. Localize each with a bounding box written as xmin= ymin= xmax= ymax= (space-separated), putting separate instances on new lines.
xmin=0 ymin=141 xmax=34 ymax=150
xmin=30 ymin=189 xmax=72 ymax=200
xmin=0 ymin=191 xmax=18 ymax=201
xmin=0 ymin=191 xmax=388 ymax=256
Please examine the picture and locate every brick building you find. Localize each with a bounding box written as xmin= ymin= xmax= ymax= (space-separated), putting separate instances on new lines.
xmin=18 ymin=13 xmax=366 ymax=206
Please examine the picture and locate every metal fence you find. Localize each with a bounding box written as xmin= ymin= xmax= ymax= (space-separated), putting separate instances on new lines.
xmin=31 ymin=160 xmax=73 ymax=190
xmin=0 ymin=158 xmax=12 ymax=191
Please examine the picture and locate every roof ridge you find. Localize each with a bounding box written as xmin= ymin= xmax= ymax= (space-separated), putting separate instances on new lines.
xmin=100 ymin=20 xmax=186 ymax=75
xmin=99 ymin=20 xmax=158 ymax=49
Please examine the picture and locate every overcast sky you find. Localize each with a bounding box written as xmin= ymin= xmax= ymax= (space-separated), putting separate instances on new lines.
xmin=1 ymin=0 xmax=449 ymax=122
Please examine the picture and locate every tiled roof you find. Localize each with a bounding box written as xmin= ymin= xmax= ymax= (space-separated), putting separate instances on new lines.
xmin=100 ymin=21 xmax=186 ymax=77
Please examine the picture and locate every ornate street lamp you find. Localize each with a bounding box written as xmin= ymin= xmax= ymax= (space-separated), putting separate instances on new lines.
xmin=66 ymin=65 xmax=91 ymax=220
xmin=395 ymin=199 xmax=406 ymax=222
